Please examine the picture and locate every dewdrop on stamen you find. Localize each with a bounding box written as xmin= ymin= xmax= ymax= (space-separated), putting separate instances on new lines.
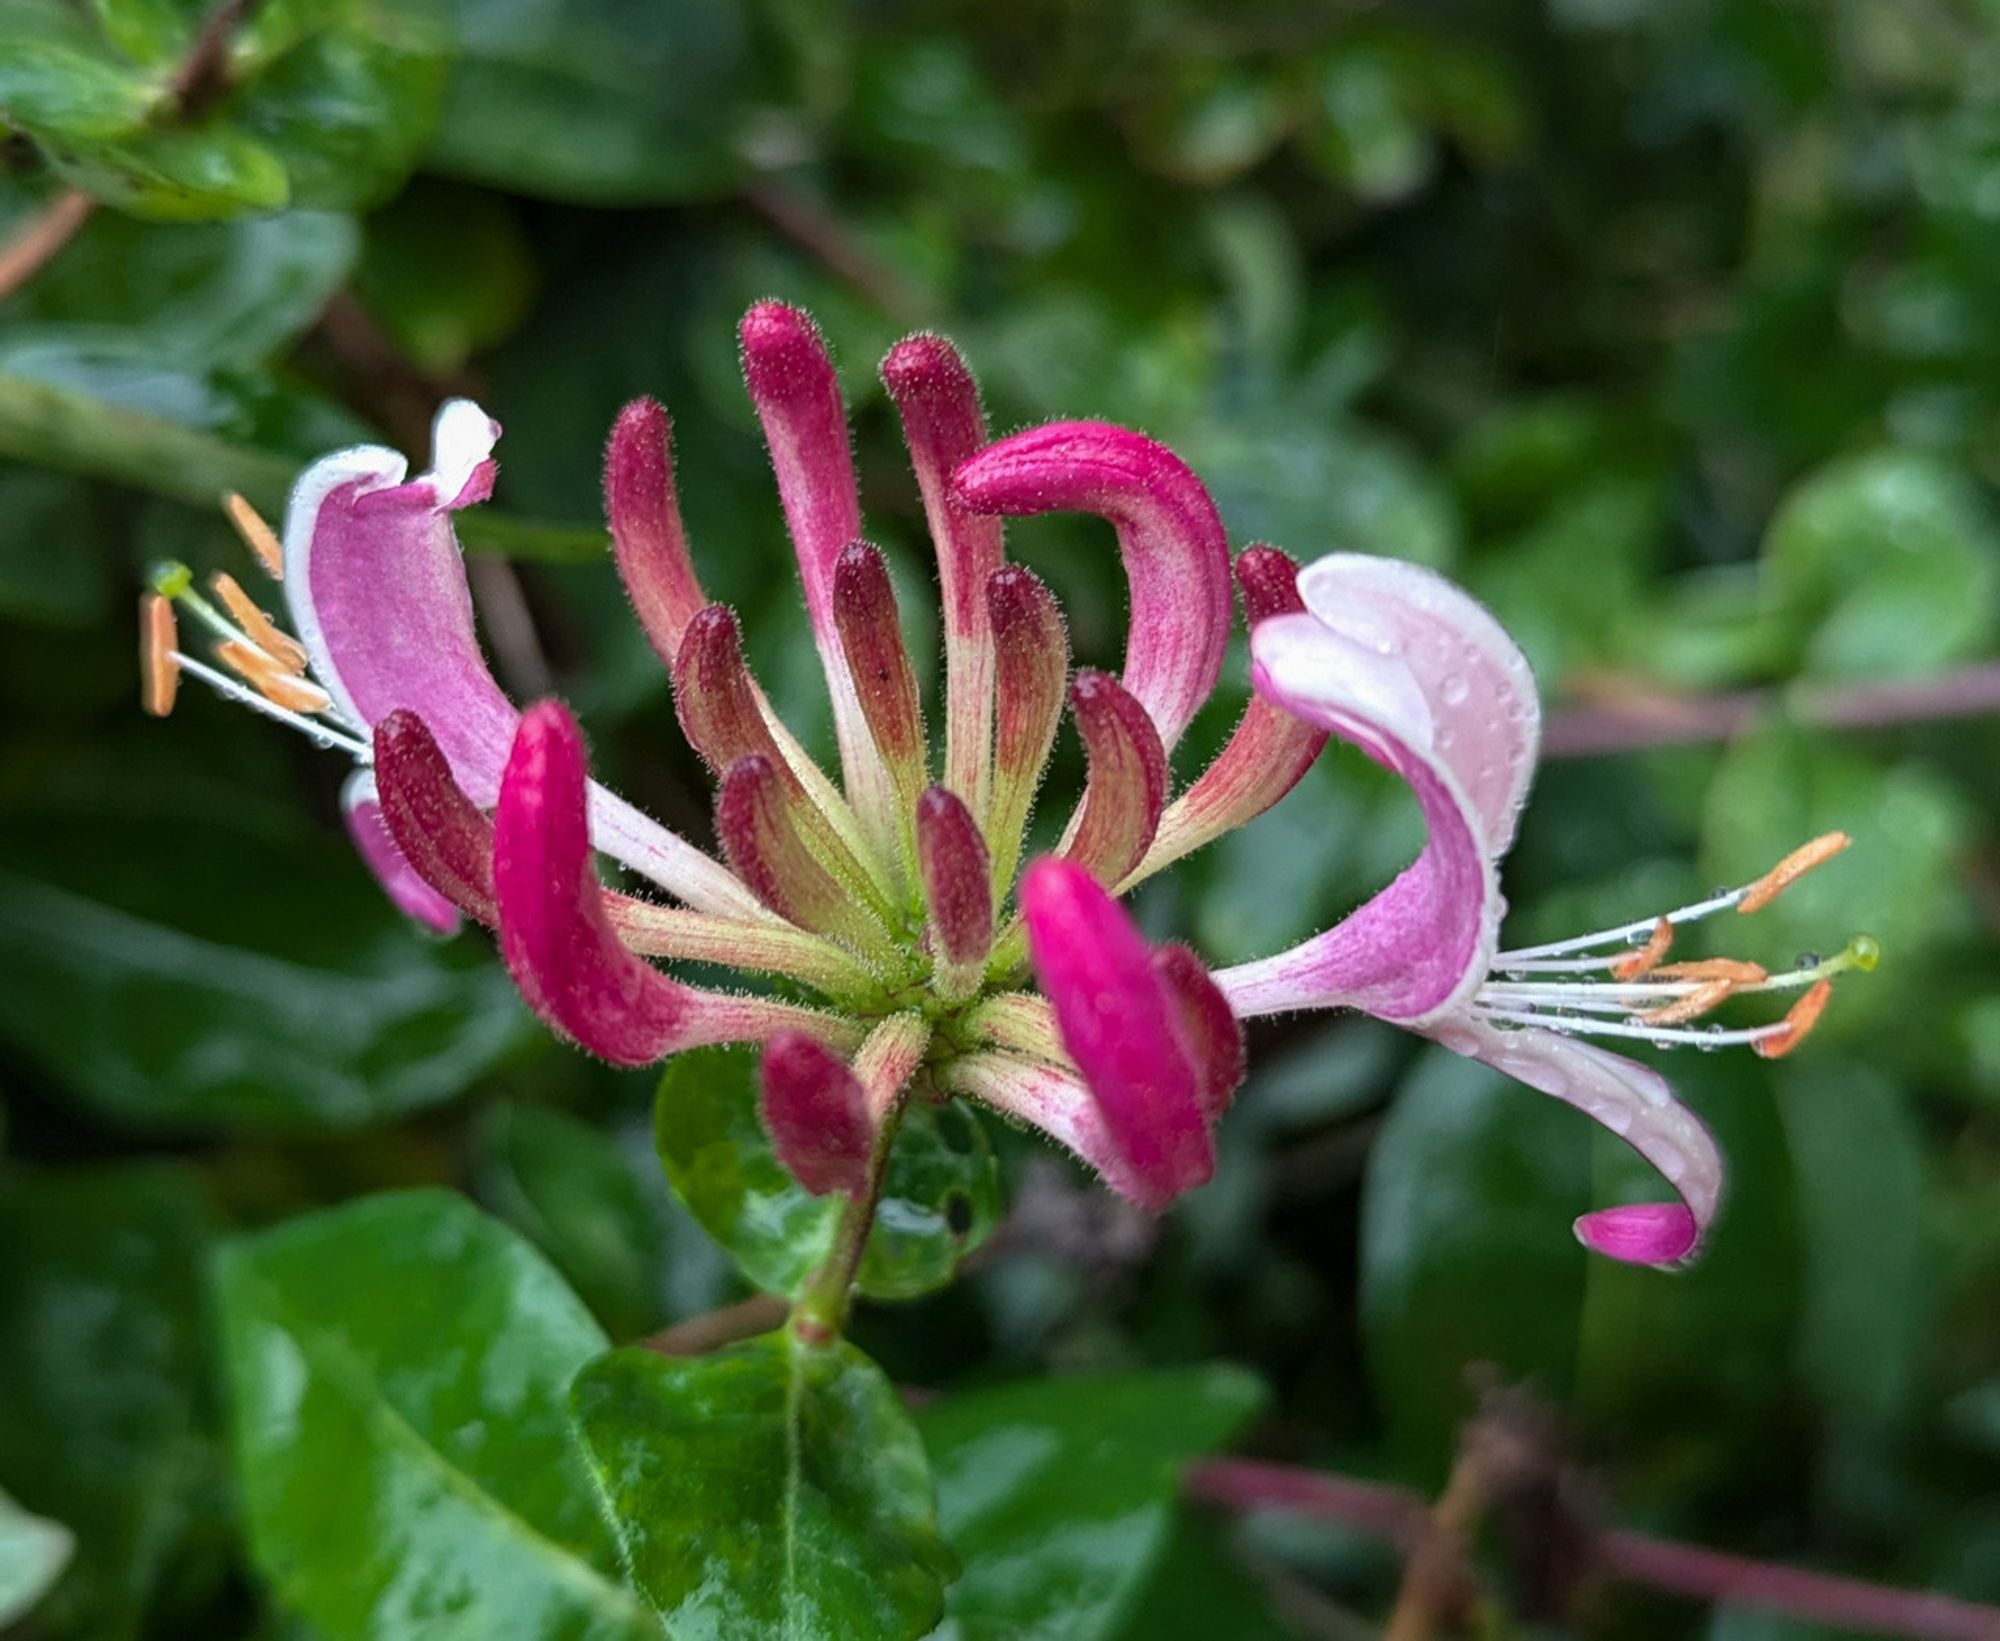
xmin=211 ymin=570 xmax=309 ymax=673
xmin=224 ymin=491 xmax=284 ymax=579
xmin=1754 ymin=978 xmax=1833 ymax=1059
xmin=1738 ymin=832 xmax=1851 ymax=915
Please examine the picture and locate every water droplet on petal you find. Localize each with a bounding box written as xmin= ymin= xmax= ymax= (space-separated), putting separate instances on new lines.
xmin=1795 ymin=951 xmax=1822 ymax=970
xmin=1440 ymin=672 xmax=1470 ymax=706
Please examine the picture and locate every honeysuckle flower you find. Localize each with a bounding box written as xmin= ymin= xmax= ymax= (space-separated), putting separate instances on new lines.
xmin=141 ymin=301 xmax=1865 ymax=1270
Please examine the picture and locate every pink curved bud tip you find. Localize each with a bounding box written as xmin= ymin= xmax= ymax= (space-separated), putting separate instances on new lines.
xmin=606 ymin=397 xmax=706 ymax=665
xmin=1574 ymin=1203 xmax=1700 ymax=1267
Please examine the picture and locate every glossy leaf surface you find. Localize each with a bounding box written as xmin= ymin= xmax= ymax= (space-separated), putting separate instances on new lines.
xmin=216 ymin=1189 xmax=653 ymax=1641
xmin=572 ymin=1333 xmax=954 ymax=1641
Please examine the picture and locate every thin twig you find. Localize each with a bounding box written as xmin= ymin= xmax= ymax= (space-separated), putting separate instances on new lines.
xmin=743 ymin=180 xmax=930 ymax=323
xmin=1542 ymin=662 xmax=2000 ymax=759
xmin=0 ymin=190 xmax=95 ymax=303
xmin=1382 ymin=1431 xmax=1500 ymax=1641
xmin=637 ymin=1292 xmax=787 ymax=1356
xmin=1186 ymin=1458 xmax=2000 ymax=1641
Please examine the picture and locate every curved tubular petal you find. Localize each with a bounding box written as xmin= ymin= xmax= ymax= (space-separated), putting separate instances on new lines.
xmin=494 ymin=702 xmax=851 ymax=1066
xmin=341 ymin=772 xmax=461 ymax=935
xmin=952 ymin=421 xmax=1231 ymax=751
xmin=939 ymin=1051 xmax=1175 ymax=1210
xmin=882 ymin=335 xmax=1005 ymax=807
xmin=759 ymin=1034 xmax=873 ymax=1199
xmin=371 ymin=709 xmax=497 ymax=925
xmin=1295 ymin=554 xmax=1541 ymax=854
xmin=1424 ymin=1015 xmax=1722 ymax=1267
xmin=1133 ymin=546 xmax=1328 ymax=883
xmin=984 ymin=565 xmax=1069 ymax=895
xmin=284 ymin=400 xmax=759 ymax=918
xmin=1020 ymin=858 xmax=1214 ymax=1208
xmin=1063 ymin=669 xmax=1167 ymax=887
xmin=1151 ymin=944 xmax=1245 ymax=1122
xmin=605 ymin=397 xmax=707 ymax=666
xmin=1213 ymin=611 xmax=1498 ymax=1025
xmin=739 ymin=302 xmax=899 ymax=861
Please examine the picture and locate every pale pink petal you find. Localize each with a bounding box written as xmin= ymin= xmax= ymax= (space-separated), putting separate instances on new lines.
xmin=282 ymin=399 xmax=760 ymax=919
xmin=340 ymin=771 xmax=460 ymax=935
xmin=1294 ymin=554 xmax=1541 ymax=854
xmin=951 ymin=422 xmax=1231 ymax=752
xmin=493 ymin=701 xmax=843 ymax=1066
xmin=1424 ymin=1014 xmax=1721 ymax=1267
xmin=1020 ymin=858 xmax=1214 ymax=1208
xmin=1214 ymin=611 xmax=1497 ymax=1024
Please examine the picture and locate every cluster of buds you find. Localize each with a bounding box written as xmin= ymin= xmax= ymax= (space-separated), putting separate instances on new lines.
xmin=142 ymin=302 xmax=1867 ymax=1269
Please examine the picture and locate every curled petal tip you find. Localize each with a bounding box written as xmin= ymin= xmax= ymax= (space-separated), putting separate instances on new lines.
xmin=1235 ymin=545 xmax=1306 ymax=624
xmin=1574 ymin=1203 xmax=1700 ymax=1267
xmin=759 ymin=1033 xmax=874 ymax=1199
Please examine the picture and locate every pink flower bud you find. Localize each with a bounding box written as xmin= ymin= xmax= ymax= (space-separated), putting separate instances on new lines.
xmin=605 ymin=398 xmax=706 ymax=666
xmin=916 ymin=786 xmax=992 ymax=995
xmin=1064 ymin=668 xmax=1166 ymax=887
xmin=372 ymin=708 xmax=498 ymax=925
xmin=759 ymin=1033 xmax=874 ymax=1199
xmin=832 ymin=542 xmax=925 ymax=790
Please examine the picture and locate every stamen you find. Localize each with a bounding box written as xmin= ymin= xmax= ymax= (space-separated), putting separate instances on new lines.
xmin=224 ymin=492 xmax=285 ymax=579
xmin=167 ymin=651 xmax=371 ymax=756
xmin=1753 ymin=978 xmax=1833 ymax=1059
xmin=1634 ymin=978 xmax=1736 ymax=1027
xmin=1650 ymin=958 xmax=1768 ymax=984
xmin=140 ymin=593 xmax=180 ymax=717
xmin=1473 ymin=1005 xmax=1784 ymax=1051
xmin=1738 ymin=832 xmax=1851 ymax=915
xmin=211 ymin=571 xmax=309 ymax=673
xmin=1609 ymin=917 xmax=1672 ymax=980
xmin=215 ymin=640 xmax=334 ymax=715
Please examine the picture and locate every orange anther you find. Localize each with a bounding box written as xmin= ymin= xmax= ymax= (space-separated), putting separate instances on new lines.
xmin=1636 ymin=978 xmax=1736 ymax=1027
xmin=224 ymin=491 xmax=284 ymax=579
xmin=216 ymin=640 xmax=332 ymax=714
xmin=211 ymin=570 xmax=309 ymax=673
xmin=141 ymin=593 xmax=180 ymax=717
xmin=1610 ymin=917 xmax=1674 ymax=980
xmin=1738 ymin=832 xmax=1851 ymax=915
xmin=1650 ymin=958 xmax=1769 ymax=985
xmin=1753 ymin=978 xmax=1834 ymax=1060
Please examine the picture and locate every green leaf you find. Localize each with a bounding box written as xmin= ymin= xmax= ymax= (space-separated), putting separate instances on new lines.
xmin=655 ymin=1045 xmax=1001 ymax=1301
xmin=2 ymin=206 xmax=359 ymax=369
xmin=0 ymin=366 xmax=612 ymax=560
xmin=0 ymin=787 xmax=531 ymax=1127
xmin=1764 ymin=448 xmax=2000 ymax=679
xmin=572 ymin=1333 xmax=955 ymax=1641
xmin=425 ymin=0 xmax=748 ymax=203
xmin=354 ymin=181 xmax=537 ymax=375
xmin=0 ymin=1164 xmax=222 ymax=1641
xmin=918 ymin=1366 xmax=1265 ymax=1641
xmin=0 ymin=1486 xmax=74 ymax=1628
xmin=49 ymin=124 xmax=293 ymax=221
xmin=1108 ymin=1515 xmax=1289 ymax=1641
xmin=1360 ymin=1047 xmax=1591 ymax=1473
xmin=0 ymin=466 xmax=110 ymax=626
xmin=216 ymin=1189 xmax=654 ymax=1641
xmin=472 ymin=1101 xmax=685 ymax=1341
xmin=0 ymin=4 xmax=156 ymax=142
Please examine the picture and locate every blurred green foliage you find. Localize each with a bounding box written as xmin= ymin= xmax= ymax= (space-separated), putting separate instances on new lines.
xmin=3 ymin=0 xmax=2000 ymax=1635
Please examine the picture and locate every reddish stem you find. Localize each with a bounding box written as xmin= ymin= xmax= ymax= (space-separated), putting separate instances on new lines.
xmin=1186 ymin=1459 xmax=2000 ymax=1641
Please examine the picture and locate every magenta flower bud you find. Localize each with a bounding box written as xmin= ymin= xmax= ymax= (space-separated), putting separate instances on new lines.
xmin=1137 ymin=546 xmax=1328 ymax=882
xmin=882 ymin=334 xmax=1003 ymax=805
xmin=716 ymin=755 xmax=892 ymax=962
xmin=1019 ymin=858 xmax=1214 ymax=1209
xmin=371 ymin=708 xmax=498 ymax=926
xmin=605 ymin=397 xmax=706 ymax=667
xmin=1064 ymin=668 xmax=1167 ymax=887
xmin=916 ymin=785 xmax=993 ymax=997
xmin=672 ymin=606 xmax=778 ymax=779
xmin=1234 ymin=543 xmax=1308 ymax=623
xmin=831 ymin=542 xmax=926 ymax=812
xmin=759 ymin=1033 xmax=874 ymax=1199
xmin=494 ymin=703 xmax=839 ymax=1065
xmin=984 ymin=564 xmax=1068 ymax=891
xmin=1150 ymin=943 xmax=1245 ymax=1122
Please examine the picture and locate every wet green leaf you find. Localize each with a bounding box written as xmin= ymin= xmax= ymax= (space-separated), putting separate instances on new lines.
xmin=0 ymin=1165 xmax=222 ymax=1641
xmin=572 ymin=1332 xmax=954 ymax=1641
xmin=424 ymin=0 xmax=747 ymax=202
xmin=0 ymin=5 xmax=156 ymax=142
xmin=919 ymin=1366 xmax=1265 ymax=1641
xmin=0 ymin=788 xmax=531 ymax=1128
xmin=655 ymin=1045 xmax=1001 ymax=1301
xmin=217 ymin=1190 xmax=653 ymax=1641
xmin=472 ymin=1101 xmax=683 ymax=1341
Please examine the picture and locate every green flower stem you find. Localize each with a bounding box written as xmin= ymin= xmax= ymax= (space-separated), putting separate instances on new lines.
xmin=791 ymin=1093 xmax=911 ymax=1345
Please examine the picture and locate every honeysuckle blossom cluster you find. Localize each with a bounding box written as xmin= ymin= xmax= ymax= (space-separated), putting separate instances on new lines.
xmin=141 ymin=301 xmax=1869 ymax=1270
